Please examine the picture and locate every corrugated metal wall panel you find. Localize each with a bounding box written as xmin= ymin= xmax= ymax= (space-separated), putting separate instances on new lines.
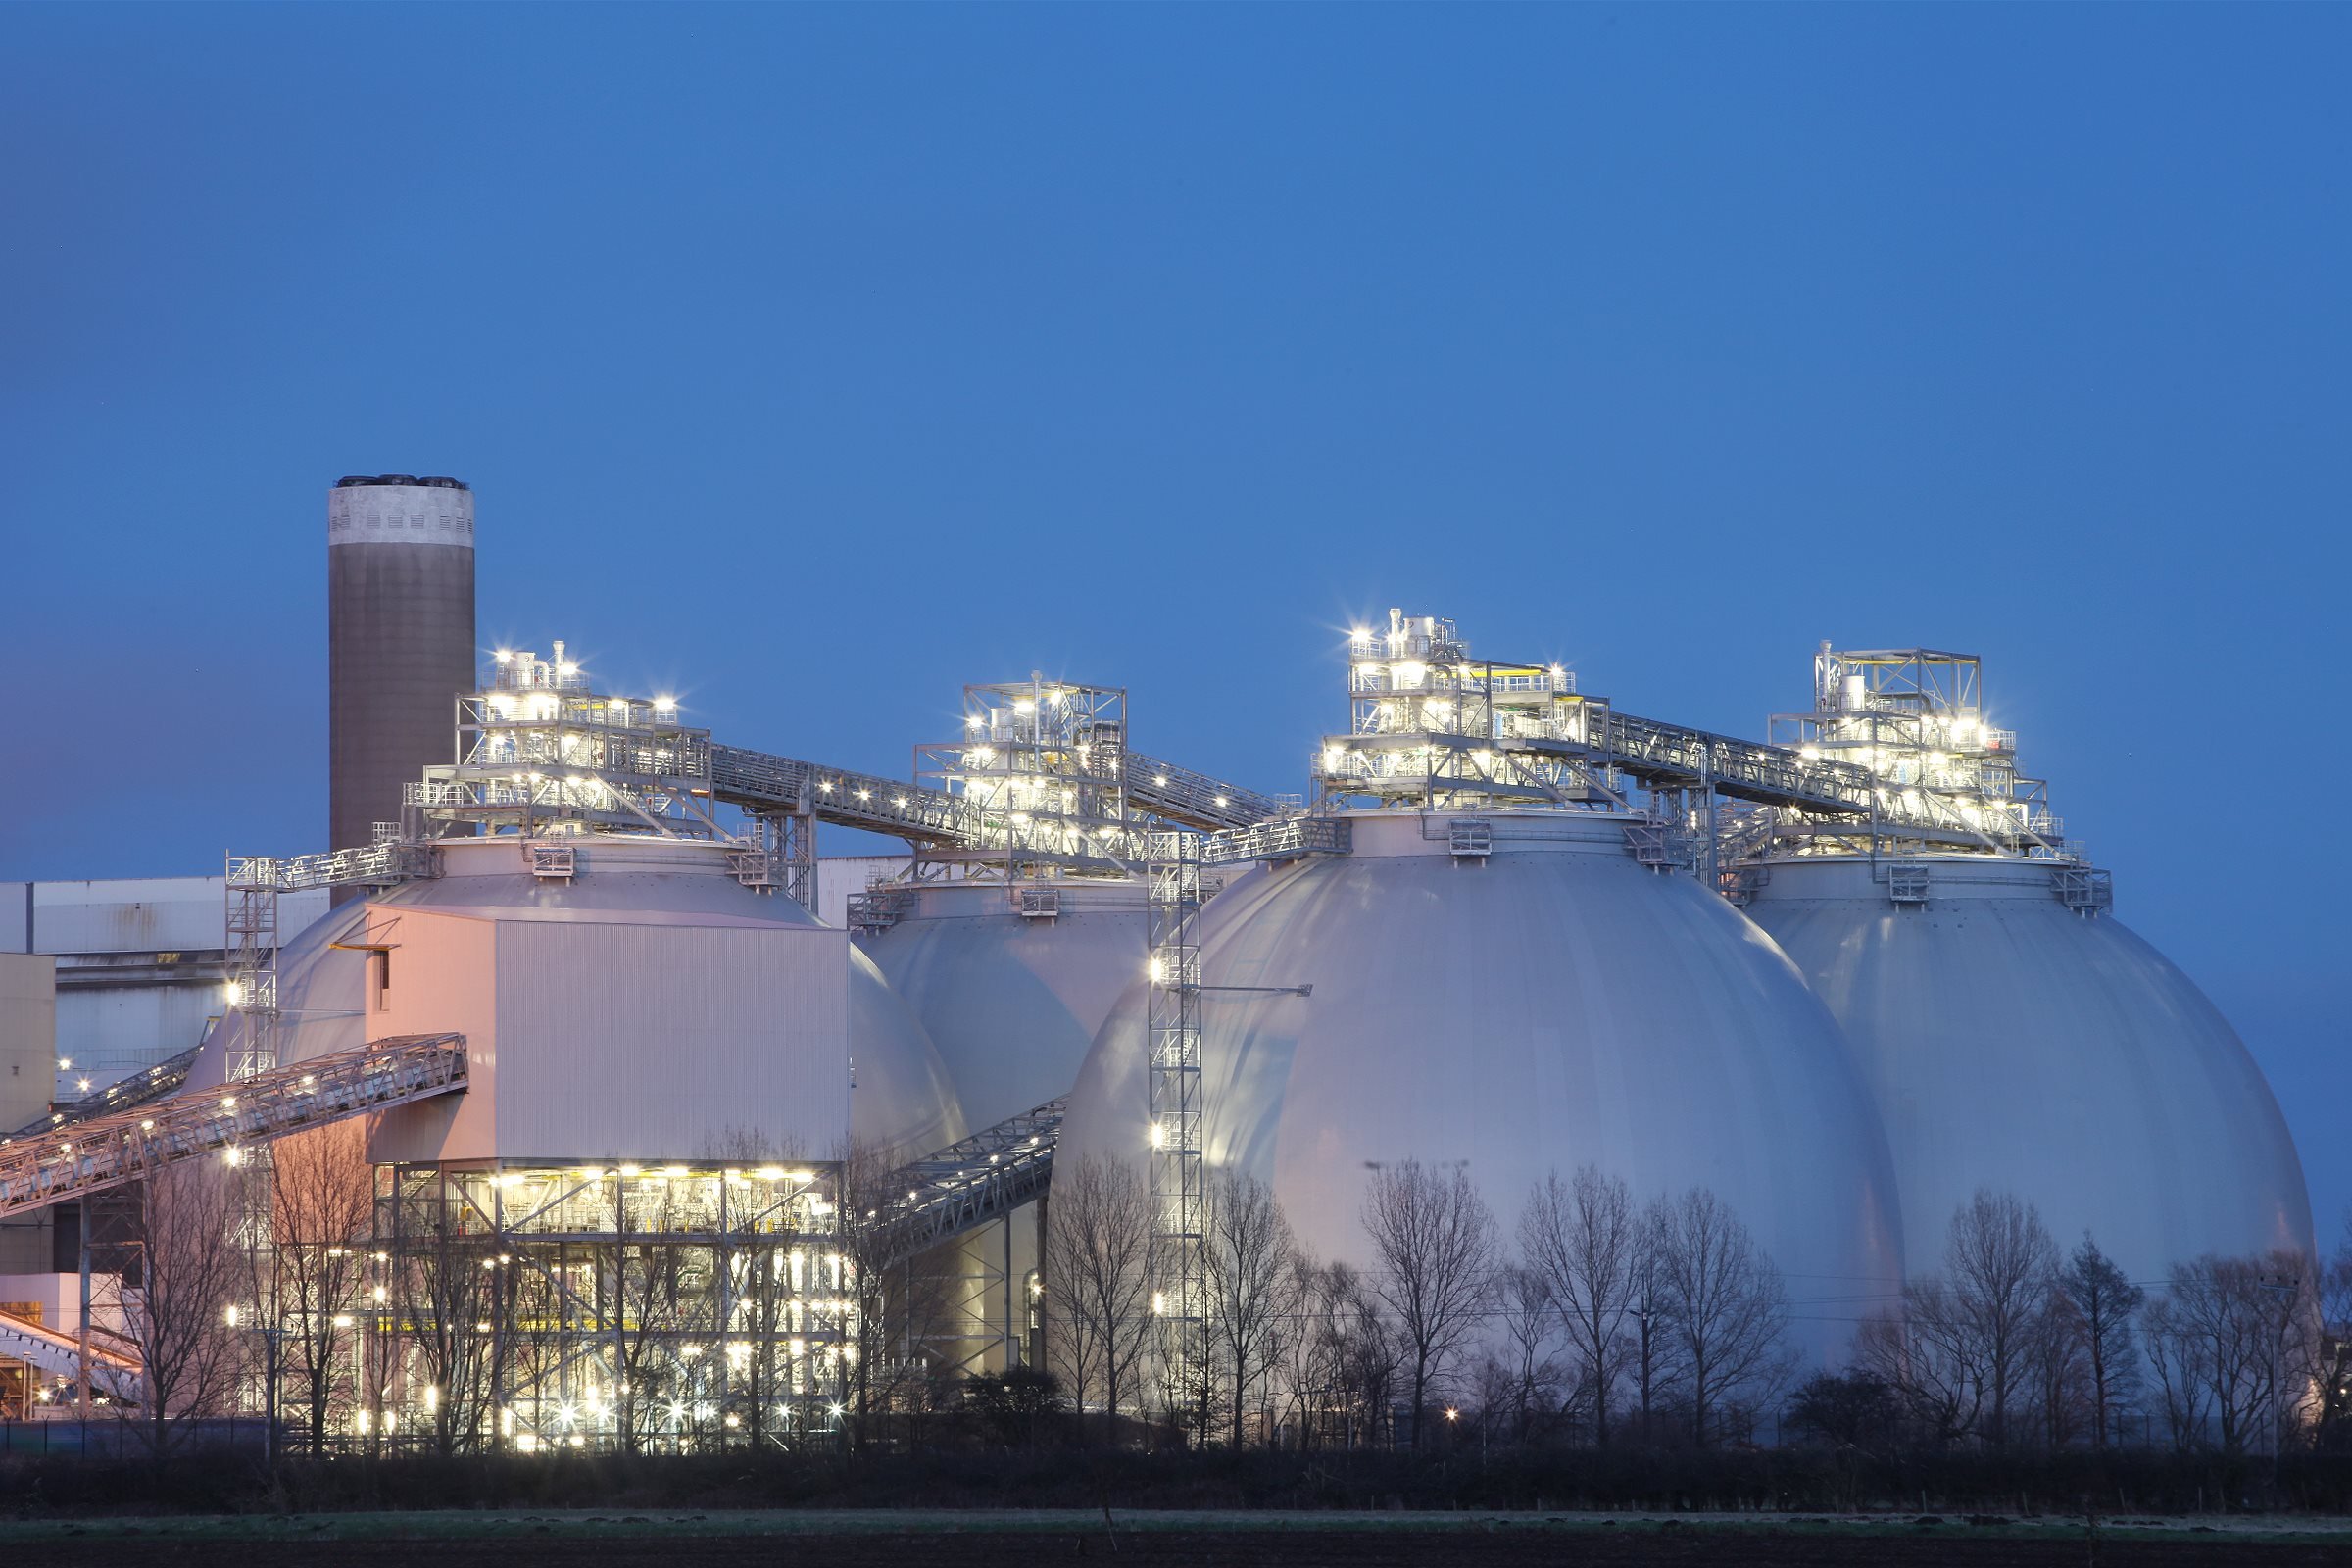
xmin=494 ymin=921 xmax=849 ymax=1162
xmin=56 ymin=986 xmax=222 ymax=1079
xmin=25 ymin=878 xmax=328 ymax=956
xmin=0 ymin=955 xmax=57 ymax=1136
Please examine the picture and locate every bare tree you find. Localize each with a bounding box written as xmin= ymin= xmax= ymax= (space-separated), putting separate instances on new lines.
xmin=835 ymin=1133 xmax=959 ymax=1448
xmin=2148 ymin=1256 xmax=2263 ymax=1453
xmin=1328 ymin=1261 xmax=1400 ymax=1449
xmin=1520 ymin=1165 xmax=1639 ymax=1446
xmin=262 ymin=1121 xmax=376 ymax=1451
xmin=2143 ymin=1250 xmax=2315 ymax=1455
xmin=1483 ymin=1262 xmax=1562 ymax=1445
xmin=1627 ymin=1221 xmax=1678 ymax=1443
xmin=698 ymin=1128 xmax=813 ymax=1449
xmin=103 ymin=1161 xmax=244 ymax=1457
xmin=1857 ymin=1276 xmax=1984 ymax=1448
xmin=607 ymin=1169 xmax=710 ymax=1451
xmin=1944 ymin=1190 xmax=2058 ymax=1447
xmin=2315 ymin=1220 xmax=2352 ymax=1450
xmin=1040 ymin=1152 xmax=1152 ymax=1443
xmin=2142 ymin=1287 xmax=2215 ymax=1451
xmin=2057 ymin=1233 xmax=2144 ymax=1448
xmin=388 ymin=1170 xmax=503 ymax=1455
xmin=1201 ymin=1168 xmax=1297 ymax=1447
xmin=1274 ymin=1251 xmax=1338 ymax=1447
xmin=1361 ymin=1160 xmax=1496 ymax=1446
xmin=2030 ymin=1285 xmax=2093 ymax=1448
xmin=1647 ymin=1186 xmax=1791 ymax=1446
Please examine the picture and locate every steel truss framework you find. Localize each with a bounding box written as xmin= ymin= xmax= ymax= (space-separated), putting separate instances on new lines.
xmin=0 ymin=1035 xmax=468 ymax=1220
xmin=1141 ymin=819 xmax=1347 ymax=1422
xmin=7 ymin=1044 xmax=204 ymax=1142
xmin=1317 ymin=611 xmax=2111 ymax=910
xmin=1146 ymin=830 xmax=1206 ymax=1398
xmin=864 ymin=1100 xmax=1064 ymax=1271
xmin=283 ymin=643 xmax=1276 ymax=918
xmin=367 ymin=1161 xmax=852 ymax=1451
xmin=912 ymin=677 xmax=1144 ymax=881
xmin=0 ymin=1306 xmax=139 ymax=1402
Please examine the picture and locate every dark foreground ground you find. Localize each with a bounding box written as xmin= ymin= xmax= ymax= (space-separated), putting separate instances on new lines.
xmin=12 ymin=1511 xmax=2352 ymax=1566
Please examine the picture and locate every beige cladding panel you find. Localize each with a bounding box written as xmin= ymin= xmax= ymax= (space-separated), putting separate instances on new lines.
xmin=0 ymin=954 xmax=58 ymax=1138
xmin=492 ymin=920 xmax=849 ymax=1162
xmin=365 ymin=908 xmax=501 ymax=1165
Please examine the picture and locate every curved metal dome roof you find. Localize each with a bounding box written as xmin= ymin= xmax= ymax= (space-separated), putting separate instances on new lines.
xmin=1746 ymin=854 xmax=2311 ymax=1280
xmin=1059 ymin=811 xmax=1905 ymax=1365
xmin=856 ymin=877 xmax=1148 ymax=1132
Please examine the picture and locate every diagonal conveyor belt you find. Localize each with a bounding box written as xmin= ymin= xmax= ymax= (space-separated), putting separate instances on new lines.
xmin=710 ymin=744 xmax=1282 ymax=842
xmin=0 ymin=1034 xmax=468 ymax=1220
xmin=8 ymin=1044 xmax=205 ymax=1142
xmin=0 ymin=1307 xmax=140 ymax=1400
xmin=1121 ymin=753 xmax=1280 ymax=831
xmin=864 ymin=1098 xmax=1063 ymax=1270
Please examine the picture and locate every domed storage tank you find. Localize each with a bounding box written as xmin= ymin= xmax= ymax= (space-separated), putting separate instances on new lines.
xmin=1058 ymin=810 xmax=1905 ymax=1365
xmin=855 ymin=877 xmax=1147 ymax=1133
xmin=1743 ymin=854 xmax=2311 ymax=1279
xmin=196 ymin=835 xmax=965 ymax=1158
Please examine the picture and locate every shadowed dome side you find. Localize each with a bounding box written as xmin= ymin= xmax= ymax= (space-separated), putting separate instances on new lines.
xmin=1746 ymin=856 xmax=2312 ymax=1281
xmin=856 ymin=880 xmax=1147 ymax=1132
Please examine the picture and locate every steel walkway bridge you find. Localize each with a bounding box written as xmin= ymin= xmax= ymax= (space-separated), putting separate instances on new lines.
xmin=0 ymin=1034 xmax=468 ymax=1221
xmin=863 ymin=1098 xmax=1064 ymax=1271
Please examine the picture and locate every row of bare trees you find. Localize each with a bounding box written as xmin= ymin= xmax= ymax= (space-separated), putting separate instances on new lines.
xmin=89 ymin=1123 xmax=383 ymax=1456
xmin=85 ymin=1135 xmax=2352 ymax=1464
xmin=1834 ymin=1191 xmax=2352 ymax=1456
xmin=1041 ymin=1155 xmax=1795 ymax=1449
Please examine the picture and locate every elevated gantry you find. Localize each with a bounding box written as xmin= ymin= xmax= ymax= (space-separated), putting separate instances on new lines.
xmin=1317 ymin=610 xmax=2106 ymax=903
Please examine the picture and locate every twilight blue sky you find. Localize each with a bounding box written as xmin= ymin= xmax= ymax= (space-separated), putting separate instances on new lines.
xmin=1 ymin=6 xmax=2345 ymax=1230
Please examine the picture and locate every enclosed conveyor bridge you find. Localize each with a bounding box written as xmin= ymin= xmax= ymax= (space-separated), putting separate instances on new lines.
xmin=1326 ymin=613 xmax=2068 ymax=856
xmin=7 ymin=1043 xmax=205 ymax=1142
xmin=863 ymin=1098 xmax=1064 ymax=1271
xmin=0 ymin=1034 xmax=468 ymax=1221
xmin=709 ymin=744 xmax=1280 ymax=840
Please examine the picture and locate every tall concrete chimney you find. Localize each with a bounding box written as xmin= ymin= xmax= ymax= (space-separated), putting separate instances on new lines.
xmin=327 ymin=475 xmax=475 ymax=899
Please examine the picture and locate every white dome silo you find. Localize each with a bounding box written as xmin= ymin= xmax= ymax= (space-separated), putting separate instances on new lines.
xmin=1057 ymin=809 xmax=1906 ymax=1366
xmin=856 ymin=877 xmax=1146 ymax=1132
xmin=1743 ymin=854 xmax=2311 ymax=1280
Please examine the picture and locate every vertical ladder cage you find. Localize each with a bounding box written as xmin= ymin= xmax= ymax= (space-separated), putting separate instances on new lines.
xmin=1146 ymin=829 xmax=1206 ymax=1413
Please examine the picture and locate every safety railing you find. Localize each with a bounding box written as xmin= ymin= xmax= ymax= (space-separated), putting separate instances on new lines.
xmin=862 ymin=1098 xmax=1065 ymax=1269
xmin=0 ymin=1034 xmax=468 ymax=1219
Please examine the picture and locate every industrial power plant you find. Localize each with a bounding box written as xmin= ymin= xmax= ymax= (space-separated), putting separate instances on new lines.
xmin=0 ymin=474 xmax=2312 ymax=1451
